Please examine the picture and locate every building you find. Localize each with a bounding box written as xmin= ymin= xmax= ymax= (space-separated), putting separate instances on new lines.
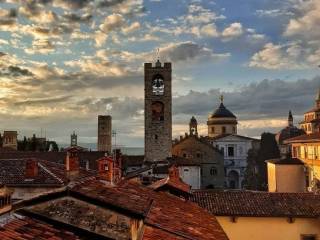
xmin=191 ymin=191 xmax=320 ymax=240
xmin=97 ymin=115 xmax=112 ymax=153
xmin=2 ymin=131 xmax=18 ymax=150
xmin=275 ymin=111 xmax=305 ymax=156
xmin=299 ymin=89 xmax=320 ymax=134
xmin=206 ymin=97 xmax=260 ymax=189
xmin=285 ymin=133 xmax=320 ymax=191
xmin=0 ymin=177 xmax=229 ymax=239
xmin=207 ymin=96 xmax=237 ymax=138
xmin=172 ymin=117 xmax=225 ymax=189
xmin=144 ymin=60 xmax=172 ymax=162
xmin=71 ymin=131 xmax=77 ymax=146
xmin=266 ymin=156 xmax=306 ymax=192
xmin=0 ymin=148 xmax=97 ymax=200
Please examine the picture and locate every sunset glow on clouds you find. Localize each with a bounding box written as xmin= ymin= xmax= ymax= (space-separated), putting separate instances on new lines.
xmin=0 ymin=0 xmax=320 ymax=146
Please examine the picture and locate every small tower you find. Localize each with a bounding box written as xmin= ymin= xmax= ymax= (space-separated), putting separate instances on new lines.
xmin=144 ymin=59 xmax=172 ymax=162
xmin=207 ymin=95 xmax=237 ymax=137
xmin=70 ymin=131 xmax=77 ymax=147
xmin=189 ymin=116 xmax=198 ymax=136
xmin=288 ymin=110 xmax=293 ymax=127
xmin=2 ymin=131 xmax=18 ymax=150
xmin=97 ymin=115 xmax=112 ymax=153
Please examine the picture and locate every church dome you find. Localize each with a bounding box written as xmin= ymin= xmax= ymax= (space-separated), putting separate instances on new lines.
xmin=210 ymin=102 xmax=236 ymax=119
xmin=275 ymin=111 xmax=305 ymax=144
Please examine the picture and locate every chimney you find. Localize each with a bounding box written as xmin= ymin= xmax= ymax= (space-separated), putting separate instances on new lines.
xmin=168 ymin=165 xmax=180 ymax=181
xmin=97 ymin=155 xmax=122 ymax=185
xmin=66 ymin=147 xmax=80 ymax=178
xmin=25 ymin=159 xmax=38 ymax=179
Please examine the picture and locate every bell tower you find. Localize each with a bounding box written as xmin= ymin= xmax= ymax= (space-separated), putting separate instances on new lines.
xmin=144 ymin=60 xmax=172 ymax=162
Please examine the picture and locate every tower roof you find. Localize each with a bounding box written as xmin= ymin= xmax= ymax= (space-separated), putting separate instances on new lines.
xmin=189 ymin=116 xmax=197 ymax=125
xmin=210 ymin=96 xmax=236 ymax=119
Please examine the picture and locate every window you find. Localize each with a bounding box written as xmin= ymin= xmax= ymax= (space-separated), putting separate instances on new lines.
xmin=154 ymin=134 xmax=158 ymax=140
xmin=221 ymin=147 xmax=225 ymax=156
xmin=301 ymin=235 xmax=317 ymax=240
xmin=152 ymin=74 xmax=164 ymax=95
xmin=233 ymin=126 xmax=236 ymax=133
xmin=196 ymin=152 xmax=202 ymax=159
xmin=211 ymin=127 xmax=215 ymax=133
xmin=183 ymin=153 xmax=187 ymax=158
xmin=152 ymin=101 xmax=164 ymax=121
xmin=184 ymin=168 xmax=189 ymax=172
xmin=228 ymin=146 xmax=234 ymax=157
xmin=222 ymin=126 xmax=226 ymax=134
xmin=210 ymin=167 xmax=218 ymax=176
xmin=104 ymin=164 xmax=109 ymax=171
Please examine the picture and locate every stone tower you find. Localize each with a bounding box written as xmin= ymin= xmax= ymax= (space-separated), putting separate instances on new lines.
xmin=97 ymin=115 xmax=112 ymax=153
xmin=70 ymin=131 xmax=77 ymax=147
xmin=144 ymin=60 xmax=172 ymax=162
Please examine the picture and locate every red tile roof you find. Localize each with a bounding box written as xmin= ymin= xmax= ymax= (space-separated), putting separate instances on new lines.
xmin=0 ymin=158 xmax=96 ymax=187
xmin=284 ymin=132 xmax=320 ymax=143
xmin=69 ymin=180 xmax=229 ymax=239
xmin=149 ymin=176 xmax=191 ymax=194
xmin=0 ymin=217 xmax=81 ymax=240
xmin=191 ymin=190 xmax=320 ymax=217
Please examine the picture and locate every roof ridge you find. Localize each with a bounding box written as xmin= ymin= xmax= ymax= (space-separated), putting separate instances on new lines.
xmin=38 ymin=162 xmax=64 ymax=184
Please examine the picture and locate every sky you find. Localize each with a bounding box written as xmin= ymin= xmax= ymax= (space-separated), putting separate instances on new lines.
xmin=0 ymin=0 xmax=320 ymax=147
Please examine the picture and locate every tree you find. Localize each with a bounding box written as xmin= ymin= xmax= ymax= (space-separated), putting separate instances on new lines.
xmin=244 ymin=132 xmax=280 ymax=191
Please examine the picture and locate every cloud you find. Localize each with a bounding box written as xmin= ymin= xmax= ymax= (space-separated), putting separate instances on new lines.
xmin=284 ymin=0 xmax=320 ymax=40
xmin=222 ymin=22 xmax=243 ymax=40
xmin=25 ymin=39 xmax=55 ymax=54
xmin=159 ymin=42 xmax=230 ymax=63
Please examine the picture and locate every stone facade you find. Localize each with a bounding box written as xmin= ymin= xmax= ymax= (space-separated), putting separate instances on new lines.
xmin=144 ymin=61 xmax=172 ymax=162
xmin=208 ymin=134 xmax=260 ymax=189
xmin=172 ymin=135 xmax=225 ymax=189
xmin=97 ymin=115 xmax=112 ymax=153
xmin=2 ymin=131 xmax=18 ymax=150
xmin=299 ymin=89 xmax=320 ymax=134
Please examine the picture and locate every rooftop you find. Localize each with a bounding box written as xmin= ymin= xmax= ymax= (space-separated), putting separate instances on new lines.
xmin=210 ymin=102 xmax=236 ymax=119
xmin=191 ymin=190 xmax=320 ymax=218
xmin=0 ymin=158 xmax=96 ymax=187
xmin=284 ymin=132 xmax=320 ymax=143
xmin=4 ymin=179 xmax=229 ymax=240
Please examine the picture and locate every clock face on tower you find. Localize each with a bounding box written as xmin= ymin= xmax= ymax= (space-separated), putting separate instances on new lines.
xmin=152 ymin=75 xmax=164 ymax=95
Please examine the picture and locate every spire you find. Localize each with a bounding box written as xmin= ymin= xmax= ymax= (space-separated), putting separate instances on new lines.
xmin=288 ymin=110 xmax=293 ymax=127
xmin=220 ymin=95 xmax=224 ymax=104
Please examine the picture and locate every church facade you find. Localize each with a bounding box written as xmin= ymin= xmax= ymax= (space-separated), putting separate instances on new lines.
xmin=206 ymin=97 xmax=260 ymax=189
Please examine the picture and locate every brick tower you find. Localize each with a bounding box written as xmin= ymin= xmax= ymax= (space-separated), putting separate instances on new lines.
xmin=97 ymin=115 xmax=112 ymax=153
xmin=144 ymin=60 xmax=172 ymax=162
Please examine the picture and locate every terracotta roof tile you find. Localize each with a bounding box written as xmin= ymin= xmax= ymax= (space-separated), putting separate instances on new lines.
xmin=0 ymin=218 xmax=81 ymax=240
xmin=285 ymin=132 xmax=320 ymax=143
xmin=70 ymin=180 xmax=229 ymax=239
xmin=0 ymin=158 xmax=96 ymax=187
xmin=191 ymin=191 xmax=320 ymax=217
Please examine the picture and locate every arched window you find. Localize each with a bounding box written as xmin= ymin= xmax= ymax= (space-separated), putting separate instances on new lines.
xmin=152 ymin=74 xmax=164 ymax=95
xmin=211 ymin=127 xmax=215 ymax=133
xmin=222 ymin=126 xmax=226 ymax=134
xmin=210 ymin=167 xmax=218 ymax=176
xmin=152 ymin=101 xmax=164 ymax=121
